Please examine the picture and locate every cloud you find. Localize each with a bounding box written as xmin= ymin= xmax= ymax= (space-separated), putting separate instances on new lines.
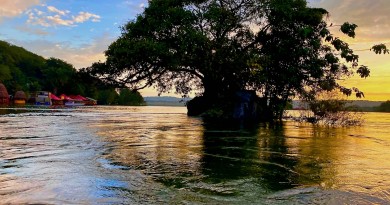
xmin=309 ymin=0 xmax=390 ymax=43
xmin=309 ymin=1 xmax=390 ymax=100
xmin=26 ymin=5 xmax=101 ymax=27
xmin=0 ymin=0 xmax=41 ymax=21
xmin=73 ymin=12 xmax=101 ymax=23
xmin=15 ymin=25 xmax=50 ymax=36
xmin=7 ymin=33 xmax=115 ymax=69
xmin=47 ymin=6 xmax=69 ymax=16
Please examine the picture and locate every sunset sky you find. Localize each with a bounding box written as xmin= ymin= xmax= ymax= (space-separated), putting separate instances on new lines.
xmin=0 ymin=0 xmax=389 ymax=100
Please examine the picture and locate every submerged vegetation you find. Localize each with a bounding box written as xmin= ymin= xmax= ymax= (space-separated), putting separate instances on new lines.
xmin=292 ymin=91 xmax=364 ymax=126
xmin=0 ymin=40 xmax=145 ymax=106
xmin=87 ymin=0 xmax=388 ymax=122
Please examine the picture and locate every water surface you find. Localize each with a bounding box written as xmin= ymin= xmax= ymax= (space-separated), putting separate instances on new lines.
xmin=1 ymin=106 xmax=390 ymax=204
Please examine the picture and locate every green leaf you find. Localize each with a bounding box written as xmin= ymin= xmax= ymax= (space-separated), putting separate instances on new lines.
xmin=340 ymin=22 xmax=358 ymax=38
xmin=356 ymin=65 xmax=370 ymax=78
xmin=371 ymin=44 xmax=389 ymax=54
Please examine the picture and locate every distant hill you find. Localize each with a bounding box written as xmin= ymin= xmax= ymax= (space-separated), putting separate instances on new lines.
xmin=144 ymin=96 xmax=191 ymax=106
xmin=145 ymin=98 xmax=384 ymax=108
xmin=292 ymin=100 xmax=384 ymax=111
xmin=0 ymin=40 xmax=46 ymax=94
xmin=348 ymin=100 xmax=383 ymax=108
xmin=0 ymin=40 xmax=81 ymax=95
xmin=0 ymin=40 xmax=145 ymax=106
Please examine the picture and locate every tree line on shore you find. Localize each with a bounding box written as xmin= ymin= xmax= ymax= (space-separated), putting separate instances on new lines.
xmin=0 ymin=40 xmax=145 ymax=106
xmin=377 ymin=101 xmax=390 ymax=112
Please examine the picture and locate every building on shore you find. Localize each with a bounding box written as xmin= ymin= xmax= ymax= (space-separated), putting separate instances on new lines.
xmin=14 ymin=91 xmax=27 ymax=105
xmin=0 ymin=83 xmax=9 ymax=105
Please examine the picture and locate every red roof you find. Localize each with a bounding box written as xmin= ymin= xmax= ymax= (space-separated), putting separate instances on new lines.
xmin=60 ymin=94 xmax=73 ymax=100
xmin=76 ymin=95 xmax=88 ymax=101
xmin=50 ymin=93 xmax=62 ymax=101
xmin=69 ymin=95 xmax=88 ymax=101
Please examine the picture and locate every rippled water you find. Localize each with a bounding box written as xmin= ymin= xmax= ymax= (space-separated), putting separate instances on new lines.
xmin=1 ymin=106 xmax=390 ymax=204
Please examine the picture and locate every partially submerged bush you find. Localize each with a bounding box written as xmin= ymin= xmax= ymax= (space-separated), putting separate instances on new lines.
xmin=295 ymin=91 xmax=364 ymax=126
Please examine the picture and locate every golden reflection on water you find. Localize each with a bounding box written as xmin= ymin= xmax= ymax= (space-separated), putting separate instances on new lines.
xmin=92 ymin=107 xmax=206 ymax=189
xmin=284 ymin=112 xmax=390 ymax=197
xmin=1 ymin=107 xmax=390 ymax=203
xmin=94 ymin=108 xmax=390 ymax=198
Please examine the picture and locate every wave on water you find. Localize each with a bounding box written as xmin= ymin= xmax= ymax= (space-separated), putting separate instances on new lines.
xmin=267 ymin=187 xmax=390 ymax=205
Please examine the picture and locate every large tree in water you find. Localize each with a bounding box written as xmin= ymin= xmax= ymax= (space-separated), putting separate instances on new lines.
xmin=88 ymin=0 xmax=388 ymax=121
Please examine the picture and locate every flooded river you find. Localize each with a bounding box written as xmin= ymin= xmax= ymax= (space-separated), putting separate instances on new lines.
xmin=1 ymin=106 xmax=390 ymax=204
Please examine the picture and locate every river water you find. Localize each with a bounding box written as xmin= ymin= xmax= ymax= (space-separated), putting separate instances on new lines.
xmin=1 ymin=106 xmax=390 ymax=204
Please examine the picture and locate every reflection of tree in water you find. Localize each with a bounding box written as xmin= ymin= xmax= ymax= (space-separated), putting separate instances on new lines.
xmin=289 ymin=125 xmax=343 ymax=189
xmin=201 ymin=123 xmax=301 ymax=191
xmin=0 ymin=109 xmax=7 ymax=115
xmin=0 ymin=108 xmax=28 ymax=115
xmin=100 ymin=117 xmax=332 ymax=196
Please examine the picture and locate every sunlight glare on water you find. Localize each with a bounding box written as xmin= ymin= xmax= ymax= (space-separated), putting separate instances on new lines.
xmin=1 ymin=107 xmax=390 ymax=204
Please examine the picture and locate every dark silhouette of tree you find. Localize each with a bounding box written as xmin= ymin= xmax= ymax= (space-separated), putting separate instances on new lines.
xmin=42 ymin=58 xmax=77 ymax=95
xmin=378 ymin=101 xmax=390 ymax=112
xmin=87 ymin=0 xmax=264 ymax=98
xmin=86 ymin=0 xmax=388 ymax=120
xmin=97 ymin=88 xmax=119 ymax=105
xmin=118 ymin=88 xmax=146 ymax=105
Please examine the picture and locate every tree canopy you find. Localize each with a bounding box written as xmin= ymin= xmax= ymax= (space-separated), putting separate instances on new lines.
xmin=0 ymin=40 xmax=46 ymax=93
xmin=87 ymin=0 xmax=388 ymax=120
xmin=377 ymin=101 xmax=390 ymax=112
xmin=0 ymin=40 xmax=145 ymax=106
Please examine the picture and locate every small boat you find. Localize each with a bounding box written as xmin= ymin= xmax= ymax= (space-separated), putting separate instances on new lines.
xmin=64 ymin=101 xmax=85 ymax=106
xmin=84 ymin=97 xmax=97 ymax=106
xmin=34 ymin=91 xmax=52 ymax=105
xmin=60 ymin=94 xmax=85 ymax=107
xmin=50 ymin=93 xmax=64 ymax=105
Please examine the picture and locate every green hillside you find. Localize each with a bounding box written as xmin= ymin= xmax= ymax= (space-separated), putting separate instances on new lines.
xmin=0 ymin=40 xmax=46 ymax=94
xmin=0 ymin=40 xmax=144 ymax=105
